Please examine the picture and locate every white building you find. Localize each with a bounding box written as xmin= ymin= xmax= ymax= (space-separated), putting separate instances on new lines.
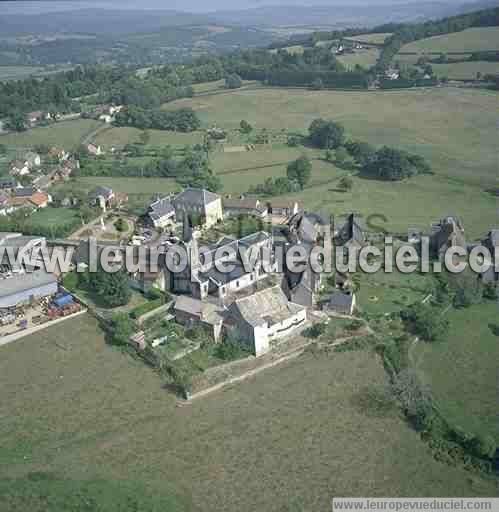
xmin=226 ymin=286 xmax=307 ymax=356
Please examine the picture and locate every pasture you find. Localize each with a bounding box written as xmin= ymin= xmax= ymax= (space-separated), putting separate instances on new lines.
xmin=413 ymin=303 xmax=499 ymax=441
xmin=94 ymin=126 xmax=203 ymax=149
xmin=0 ymin=65 xmax=71 ymax=81
xmin=0 ymin=314 xmax=495 ymax=512
xmin=431 ymin=61 xmax=499 ymax=80
xmin=30 ymin=207 xmax=79 ymax=227
xmin=398 ymin=26 xmax=499 ymax=54
xmin=345 ymin=33 xmax=393 ymax=45
xmin=337 ymin=48 xmax=380 ymax=69
xmin=0 ymin=119 xmax=100 ymax=150
xmin=166 ymin=87 xmax=498 ymax=237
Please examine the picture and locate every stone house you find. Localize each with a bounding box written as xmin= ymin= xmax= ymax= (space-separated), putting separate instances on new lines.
xmin=226 ymin=286 xmax=307 ymax=356
xmin=174 ymin=295 xmax=224 ymax=342
xmin=173 ymin=188 xmax=223 ymax=228
xmin=223 ymin=196 xmax=268 ymax=219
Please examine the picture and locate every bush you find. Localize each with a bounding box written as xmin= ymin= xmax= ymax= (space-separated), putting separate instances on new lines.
xmin=130 ymin=298 xmax=163 ymax=319
xmin=469 ymin=435 xmax=496 ymax=460
xmin=114 ymin=218 xmax=128 ymax=232
xmin=215 ymin=340 xmax=248 ymax=361
xmin=338 ymin=176 xmax=353 ymax=191
xmin=62 ymin=271 xmax=78 ymax=292
xmin=304 ymin=322 xmax=327 ymax=338
xmin=400 ymin=303 xmax=449 ymax=342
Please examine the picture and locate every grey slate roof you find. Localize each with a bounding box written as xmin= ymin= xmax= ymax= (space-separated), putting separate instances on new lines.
xmin=148 ymin=196 xmax=175 ymax=221
xmin=0 ymin=178 xmax=18 ymax=189
xmin=174 ymin=188 xmax=220 ymax=207
xmin=335 ymin=214 xmax=365 ymax=247
xmin=174 ymin=296 xmax=223 ymax=325
xmin=230 ymin=286 xmax=304 ymax=328
xmin=328 ymin=291 xmax=354 ymax=310
xmin=12 ymin=187 xmax=37 ymax=198
xmin=88 ymin=186 xmax=113 ymax=200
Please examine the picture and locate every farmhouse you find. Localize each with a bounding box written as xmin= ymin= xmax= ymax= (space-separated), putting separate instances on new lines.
xmin=335 ymin=213 xmax=365 ymax=250
xmin=26 ymin=111 xmax=43 ymax=127
xmin=266 ymin=199 xmax=300 ymax=218
xmin=325 ymin=290 xmax=357 ymax=315
xmin=48 ymin=147 xmax=68 ymax=161
xmin=8 ymin=188 xmax=51 ymax=209
xmin=9 ymin=160 xmax=30 ymax=176
xmin=9 ymin=188 xmax=51 ymax=209
xmin=146 ymin=196 xmax=176 ymax=228
xmin=173 ymin=188 xmax=223 ymax=228
xmin=223 ymin=196 xmax=268 ymax=218
xmin=0 ymin=270 xmax=58 ymax=309
xmin=174 ymin=295 xmax=224 ymax=342
xmin=430 ymin=216 xmax=466 ymax=260
xmin=25 ymin=152 xmax=41 ymax=168
xmin=86 ymin=143 xmax=103 ymax=156
xmin=226 ymin=286 xmax=307 ymax=356
xmin=88 ymin=186 xmax=115 ymax=210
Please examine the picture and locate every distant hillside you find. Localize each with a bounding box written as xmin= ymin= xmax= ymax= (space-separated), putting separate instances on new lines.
xmin=0 ymin=9 xmax=216 ymax=36
xmin=211 ymin=1 xmax=499 ymax=28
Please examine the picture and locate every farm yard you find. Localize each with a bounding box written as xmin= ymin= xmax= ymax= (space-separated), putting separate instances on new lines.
xmin=0 ymin=314 xmax=495 ymax=512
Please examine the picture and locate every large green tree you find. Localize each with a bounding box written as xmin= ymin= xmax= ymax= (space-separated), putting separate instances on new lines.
xmin=309 ymin=119 xmax=345 ymax=149
xmin=287 ymin=155 xmax=312 ymax=189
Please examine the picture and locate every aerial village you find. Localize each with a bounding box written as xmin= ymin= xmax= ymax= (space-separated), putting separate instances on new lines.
xmin=1 ymin=147 xmax=498 ymax=397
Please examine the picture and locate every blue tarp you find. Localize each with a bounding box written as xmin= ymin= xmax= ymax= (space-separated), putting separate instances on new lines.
xmin=53 ymin=294 xmax=73 ymax=308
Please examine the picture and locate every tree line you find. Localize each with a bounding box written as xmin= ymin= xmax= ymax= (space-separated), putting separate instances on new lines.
xmin=375 ymin=7 xmax=499 ymax=71
xmin=113 ymin=107 xmax=200 ymax=132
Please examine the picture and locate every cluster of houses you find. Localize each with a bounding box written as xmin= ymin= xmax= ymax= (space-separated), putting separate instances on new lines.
xmin=1 ymin=181 xmax=497 ymax=359
xmin=0 ymin=147 xmax=78 ymax=216
xmin=81 ymin=188 xmax=363 ymax=355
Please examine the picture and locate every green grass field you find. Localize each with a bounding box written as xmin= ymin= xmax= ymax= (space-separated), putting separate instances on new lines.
xmin=30 ymin=207 xmax=80 ymax=227
xmin=431 ymin=61 xmax=499 ymax=80
xmin=94 ymin=126 xmax=203 ymax=149
xmin=345 ymin=33 xmax=393 ymax=44
xmin=0 ymin=314 xmax=495 ymax=512
xmin=413 ymin=303 xmax=499 ymax=441
xmin=73 ymin=176 xmax=178 ymax=195
xmin=0 ymin=65 xmax=71 ymax=81
xmin=398 ymin=27 xmax=499 ymax=54
xmin=0 ymin=119 xmax=100 ymax=150
xmin=166 ymin=87 xmax=498 ymax=238
xmin=337 ymin=48 xmax=380 ymax=69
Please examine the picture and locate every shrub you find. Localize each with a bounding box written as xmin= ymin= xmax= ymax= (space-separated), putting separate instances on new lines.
xmin=469 ymin=435 xmax=496 ymax=460
xmin=400 ymin=303 xmax=449 ymax=342
xmin=304 ymin=323 xmax=327 ymax=338
xmin=114 ymin=218 xmax=128 ymax=232
xmin=215 ymin=340 xmax=248 ymax=361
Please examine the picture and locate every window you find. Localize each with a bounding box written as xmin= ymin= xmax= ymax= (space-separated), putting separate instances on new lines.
xmin=250 ymin=274 xmax=254 ymax=281
xmin=236 ymin=281 xmax=240 ymax=288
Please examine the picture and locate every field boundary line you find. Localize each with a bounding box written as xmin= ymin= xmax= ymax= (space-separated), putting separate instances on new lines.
xmin=0 ymin=309 xmax=88 ymax=348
